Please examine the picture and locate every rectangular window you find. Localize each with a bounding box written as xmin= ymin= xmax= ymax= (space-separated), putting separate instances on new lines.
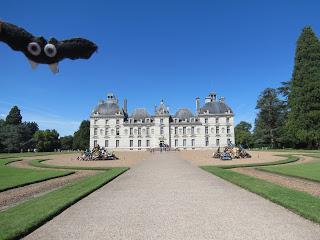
xmin=175 ymin=139 xmax=178 ymax=147
xmin=227 ymin=138 xmax=231 ymax=145
xmin=130 ymin=140 xmax=133 ymax=147
xmin=94 ymin=119 xmax=98 ymax=125
xmin=94 ymin=140 xmax=97 ymax=147
xmin=116 ymin=128 xmax=120 ymax=136
xmin=146 ymin=140 xmax=150 ymax=147
xmin=94 ymin=128 xmax=97 ymax=136
xmin=205 ymin=118 xmax=208 ymax=124
xmin=226 ymin=117 xmax=230 ymax=124
xmin=205 ymin=126 xmax=208 ymax=135
xmin=105 ymin=119 xmax=108 ymax=124
xmin=183 ymin=139 xmax=186 ymax=147
xmin=105 ymin=128 xmax=109 ymax=136
xmin=160 ymin=127 xmax=164 ymax=135
xmin=105 ymin=140 xmax=108 ymax=148
xmin=160 ymin=118 xmax=163 ymax=124
xmin=183 ymin=127 xmax=186 ymax=135
xmin=216 ymin=138 xmax=220 ymax=146
xmin=191 ymin=127 xmax=194 ymax=135
xmin=216 ymin=117 xmax=219 ymax=124
xmin=116 ymin=140 xmax=119 ymax=148
xmin=146 ymin=127 xmax=150 ymax=135
xmin=138 ymin=127 xmax=141 ymax=135
xmin=227 ymin=127 xmax=230 ymax=134
xmin=191 ymin=139 xmax=195 ymax=146
xmin=205 ymin=137 xmax=209 ymax=146
xmin=116 ymin=119 xmax=119 ymax=124
xmin=175 ymin=127 xmax=178 ymax=135
xmin=138 ymin=140 xmax=141 ymax=148
xmin=216 ymin=126 xmax=219 ymax=134
xmin=130 ymin=128 xmax=133 ymax=135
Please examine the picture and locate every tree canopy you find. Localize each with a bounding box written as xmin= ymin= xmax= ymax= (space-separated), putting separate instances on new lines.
xmin=60 ymin=135 xmax=74 ymax=150
xmin=286 ymin=26 xmax=320 ymax=148
xmin=33 ymin=129 xmax=60 ymax=152
xmin=73 ymin=120 xmax=90 ymax=150
xmin=253 ymin=88 xmax=285 ymax=148
xmin=235 ymin=121 xmax=253 ymax=148
xmin=5 ymin=106 xmax=22 ymax=125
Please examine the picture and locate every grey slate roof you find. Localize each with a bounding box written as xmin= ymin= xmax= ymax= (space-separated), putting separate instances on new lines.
xmin=131 ymin=108 xmax=150 ymax=120
xmin=93 ymin=102 xmax=122 ymax=115
xmin=174 ymin=108 xmax=194 ymax=119
xmin=199 ymin=101 xmax=233 ymax=114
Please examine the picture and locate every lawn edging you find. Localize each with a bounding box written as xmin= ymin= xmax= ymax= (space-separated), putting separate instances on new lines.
xmin=0 ymin=159 xmax=74 ymax=192
xmin=29 ymin=159 xmax=111 ymax=171
xmin=201 ymin=165 xmax=320 ymax=224
xmin=214 ymin=155 xmax=299 ymax=169
xmin=0 ymin=167 xmax=128 ymax=240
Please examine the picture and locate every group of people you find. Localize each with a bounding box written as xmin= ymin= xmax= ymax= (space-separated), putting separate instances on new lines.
xmin=77 ymin=145 xmax=118 ymax=161
xmin=213 ymin=145 xmax=251 ymax=160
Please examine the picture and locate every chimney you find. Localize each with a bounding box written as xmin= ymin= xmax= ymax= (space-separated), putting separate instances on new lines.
xmin=123 ymin=98 xmax=127 ymax=113
xmin=196 ymin=97 xmax=200 ymax=113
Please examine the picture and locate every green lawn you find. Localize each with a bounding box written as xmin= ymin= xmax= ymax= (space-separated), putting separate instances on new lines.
xmin=0 ymin=167 xmax=128 ymax=240
xmin=250 ymin=149 xmax=320 ymax=154
xmin=202 ymin=166 xmax=320 ymax=223
xmin=216 ymin=155 xmax=299 ymax=169
xmin=257 ymin=160 xmax=320 ymax=182
xmin=0 ymin=152 xmax=74 ymax=159
xmin=29 ymin=159 xmax=111 ymax=171
xmin=0 ymin=158 xmax=74 ymax=191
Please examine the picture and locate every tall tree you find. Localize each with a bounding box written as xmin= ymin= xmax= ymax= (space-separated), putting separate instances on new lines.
xmin=20 ymin=122 xmax=39 ymax=150
xmin=73 ymin=120 xmax=90 ymax=150
xmin=0 ymin=119 xmax=6 ymax=152
xmin=253 ymin=88 xmax=285 ymax=148
xmin=286 ymin=26 xmax=320 ymax=148
xmin=33 ymin=129 xmax=60 ymax=152
xmin=0 ymin=124 xmax=23 ymax=152
xmin=60 ymin=135 xmax=74 ymax=150
xmin=5 ymin=106 xmax=22 ymax=125
xmin=235 ymin=121 xmax=253 ymax=148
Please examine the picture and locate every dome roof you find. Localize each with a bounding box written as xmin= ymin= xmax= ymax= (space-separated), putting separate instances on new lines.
xmin=93 ymin=102 xmax=122 ymax=115
xmin=200 ymin=101 xmax=232 ymax=114
xmin=174 ymin=108 xmax=194 ymax=120
xmin=131 ymin=108 xmax=150 ymax=120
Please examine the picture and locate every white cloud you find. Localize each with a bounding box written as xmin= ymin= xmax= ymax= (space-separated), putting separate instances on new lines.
xmin=0 ymin=100 xmax=81 ymax=136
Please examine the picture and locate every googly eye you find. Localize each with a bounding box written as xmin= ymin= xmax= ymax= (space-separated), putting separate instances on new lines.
xmin=44 ymin=44 xmax=57 ymax=57
xmin=27 ymin=42 xmax=41 ymax=56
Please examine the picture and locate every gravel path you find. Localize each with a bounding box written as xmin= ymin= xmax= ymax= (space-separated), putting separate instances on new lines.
xmin=24 ymin=153 xmax=320 ymax=240
xmin=0 ymin=170 xmax=95 ymax=210
xmin=232 ymin=155 xmax=320 ymax=197
xmin=233 ymin=167 xmax=320 ymax=197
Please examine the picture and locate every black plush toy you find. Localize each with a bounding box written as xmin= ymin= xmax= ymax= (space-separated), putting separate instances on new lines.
xmin=0 ymin=20 xmax=98 ymax=74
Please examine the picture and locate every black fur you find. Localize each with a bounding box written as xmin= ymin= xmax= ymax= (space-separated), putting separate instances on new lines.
xmin=0 ymin=21 xmax=97 ymax=64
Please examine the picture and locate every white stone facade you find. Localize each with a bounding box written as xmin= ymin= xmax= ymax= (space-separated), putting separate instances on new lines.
xmin=90 ymin=92 xmax=235 ymax=150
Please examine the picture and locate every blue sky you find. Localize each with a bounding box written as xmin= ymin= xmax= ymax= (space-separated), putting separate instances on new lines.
xmin=1 ymin=0 xmax=320 ymax=136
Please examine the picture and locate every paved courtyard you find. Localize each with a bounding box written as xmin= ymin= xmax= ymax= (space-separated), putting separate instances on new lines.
xmin=25 ymin=152 xmax=320 ymax=240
